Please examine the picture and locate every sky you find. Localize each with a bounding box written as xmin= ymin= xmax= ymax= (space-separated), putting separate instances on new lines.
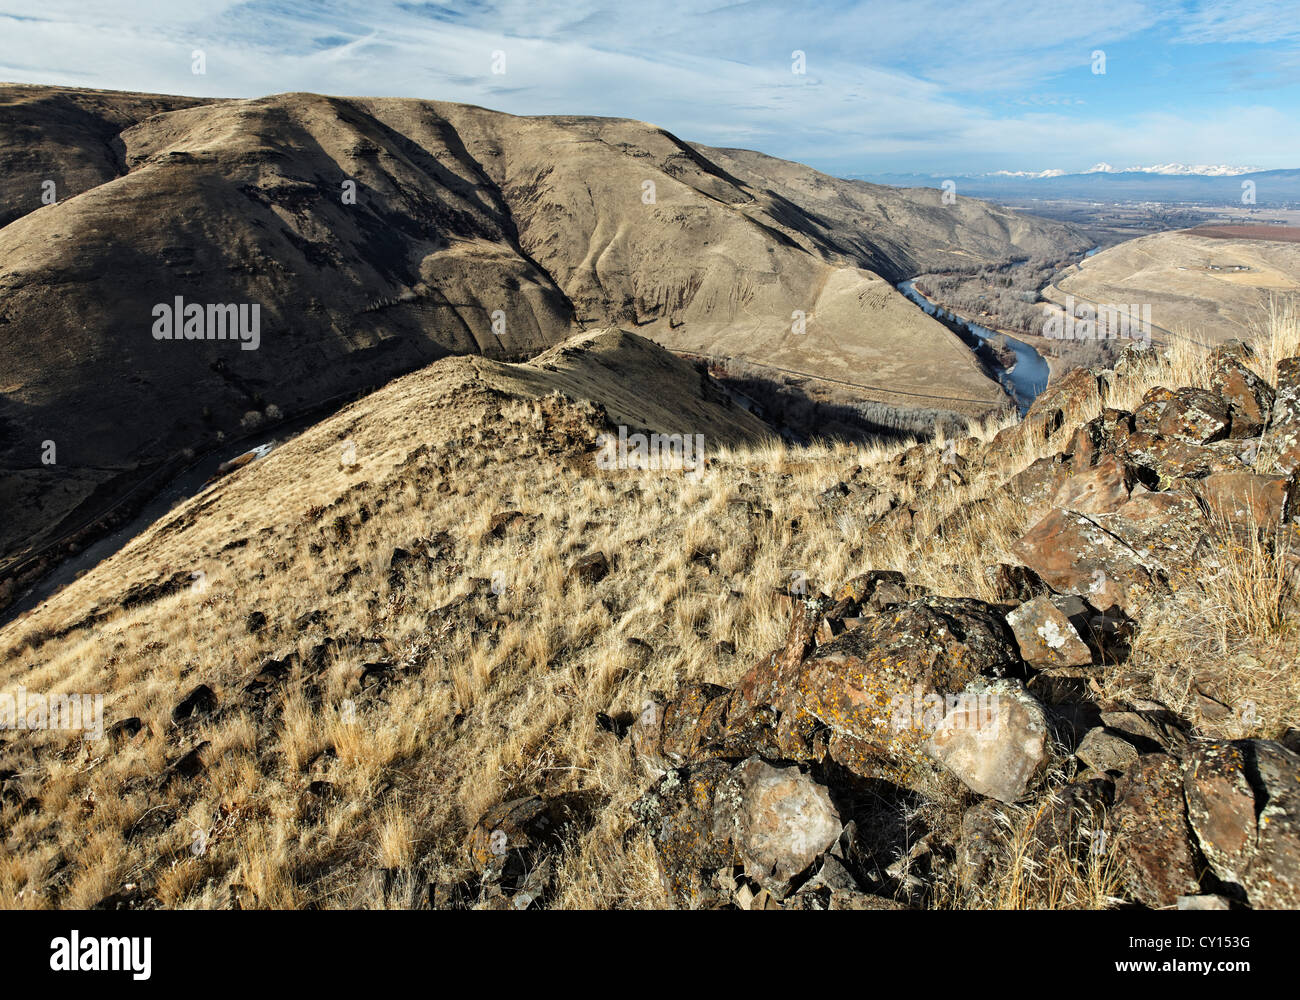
xmin=1 ymin=0 xmax=1297 ymax=177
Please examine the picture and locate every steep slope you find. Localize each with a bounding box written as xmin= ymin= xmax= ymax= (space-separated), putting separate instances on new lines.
xmin=0 ymin=85 xmax=1085 ymax=571
xmin=425 ymin=104 xmax=1047 ymax=408
xmin=0 ymin=91 xmax=577 ymax=568
xmin=0 ymin=84 xmax=211 ymax=228
xmin=3 ymin=327 xmax=770 ymax=645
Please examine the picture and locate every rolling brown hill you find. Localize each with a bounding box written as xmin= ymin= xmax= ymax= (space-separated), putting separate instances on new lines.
xmin=0 ymin=84 xmax=1088 ymax=575
xmin=1046 ymin=228 xmax=1300 ymax=345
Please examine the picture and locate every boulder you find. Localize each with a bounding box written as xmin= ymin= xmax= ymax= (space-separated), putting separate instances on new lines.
xmin=171 ymin=684 xmax=218 ymax=724
xmin=466 ymin=795 xmax=560 ymax=886
xmin=1132 ymin=387 xmax=1174 ymax=433
xmin=923 ymin=679 xmax=1049 ymax=803
xmin=1005 ymin=595 xmax=1094 ymax=668
xmin=958 ymin=798 xmax=1020 ymax=888
xmin=1108 ymin=754 xmax=1201 ymax=907
xmin=1207 ymin=347 xmax=1274 ymax=438
xmin=1003 ymin=454 xmax=1073 ymax=510
xmin=1095 ymin=491 xmax=1209 ymax=596
xmin=790 ymin=598 xmax=1025 ymax=786
xmin=1121 ymin=432 xmax=1255 ymax=485
xmin=1050 ymin=453 xmax=1135 ymax=515
xmin=1156 ymin=387 xmax=1230 ymax=444
xmin=633 ymin=761 xmax=734 ymax=907
xmin=1184 ymin=739 xmax=1300 ymax=909
xmin=567 ymin=550 xmax=610 ymax=584
xmin=724 ymin=757 xmax=842 ymax=898
xmin=1014 ymin=507 xmax=1157 ymax=615
xmin=634 ymin=757 xmax=841 ymax=906
xmin=1075 ymin=727 xmax=1139 ymax=774
xmin=1266 ymin=357 xmax=1300 ymax=475
xmin=1197 ymin=471 xmax=1292 ymax=527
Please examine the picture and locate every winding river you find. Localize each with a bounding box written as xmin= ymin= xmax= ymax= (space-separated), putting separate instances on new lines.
xmin=897 ymin=279 xmax=1050 ymax=414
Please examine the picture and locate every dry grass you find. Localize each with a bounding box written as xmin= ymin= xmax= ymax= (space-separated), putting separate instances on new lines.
xmin=0 ymin=307 xmax=1297 ymax=910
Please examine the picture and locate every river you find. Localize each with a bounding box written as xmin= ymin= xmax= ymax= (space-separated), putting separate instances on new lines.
xmin=897 ymin=279 xmax=1049 ymax=414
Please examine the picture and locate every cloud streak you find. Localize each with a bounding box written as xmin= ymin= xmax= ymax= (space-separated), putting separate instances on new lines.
xmin=0 ymin=0 xmax=1296 ymax=173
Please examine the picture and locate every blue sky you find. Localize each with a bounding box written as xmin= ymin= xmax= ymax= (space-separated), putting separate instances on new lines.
xmin=1 ymin=0 xmax=1297 ymax=176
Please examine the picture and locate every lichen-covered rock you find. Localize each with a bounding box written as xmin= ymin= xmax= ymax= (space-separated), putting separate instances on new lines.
xmin=924 ymin=679 xmax=1048 ymax=803
xmin=790 ymin=597 xmax=1026 ymax=787
xmin=1120 ymin=431 xmax=1254 ymax=486
xmin=1076 ymin=727 xmax=1139 ymax=774
xmin=1266 ymin=357 xmax=1300 ymax=475
xmin=723 ymin=757 xmax=842 ymax=898
xmin=1207 ymin=346 xmax=1275 ymax=438
xmin=1014 ymin=507 xmax=1158 ymax=615
xmin=1133 ymin=387 xmax=1175 ymax=433
xmin=1197 ymin=471 xmax=1293 ymax=527
xmin=1050 ymin=453 xmax=1135 ymax=515
xmin=1093 ymin=491 xmax=1210 ymax=595
xmin=958 ymin=798 xmax=1021 ymax=888
xmin=1156 ymin=387 xmax=1231 ymax=444
xmin=1243 ymin=740 xmax=1300 ymax=909
xmin=1033 ymin=775 xmax=1114 ymax=859
xmin=632 ymin=760 xmax=735 ymax=907
xmin=1002 ymin=453 xmax=1073 ymax=510
xmin=467 ymin=795 xmax=560 ymax=886
xmin=634 ymin=757 xmax=841 ymax=906
xmin=1021 ymin=367 xmax=1107 ymax=444
xmin=1184 ymin=739 xmax=1300 ymax=909
xmin=1183 ymin=741 xmax=1256 ymax=892
xmin=1108 ymin=754 xmax=1201 ymax=907
xmin=1006 ymin=595 xmax=1094 ymax=668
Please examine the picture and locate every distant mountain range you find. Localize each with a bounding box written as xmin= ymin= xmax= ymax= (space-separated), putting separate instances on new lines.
xmin=855 ymin=165 xmax=1300 ymax=205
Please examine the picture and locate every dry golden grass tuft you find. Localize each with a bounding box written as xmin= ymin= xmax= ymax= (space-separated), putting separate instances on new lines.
xmin=0 ymin=311 xmax=1297 ymax=910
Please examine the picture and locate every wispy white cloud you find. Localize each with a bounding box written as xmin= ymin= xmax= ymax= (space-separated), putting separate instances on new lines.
xmin=0 ymin=0 xmax=1296 ymax=172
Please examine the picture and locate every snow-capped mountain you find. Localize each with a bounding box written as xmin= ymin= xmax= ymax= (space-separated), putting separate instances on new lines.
xmin=988 ymin=168 xmax=1068 ymax=178
xmin=1083 ymin=162 xmax=1262 ymax=176
xmin=851 ymin=164 xmax=1300 ymax=205
xmin=987 ymin=163 xmax=1263 ymax=178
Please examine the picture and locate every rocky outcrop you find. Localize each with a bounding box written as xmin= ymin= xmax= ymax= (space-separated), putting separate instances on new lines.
xmin=626 ymin=349 xmax=1300 ymax=910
